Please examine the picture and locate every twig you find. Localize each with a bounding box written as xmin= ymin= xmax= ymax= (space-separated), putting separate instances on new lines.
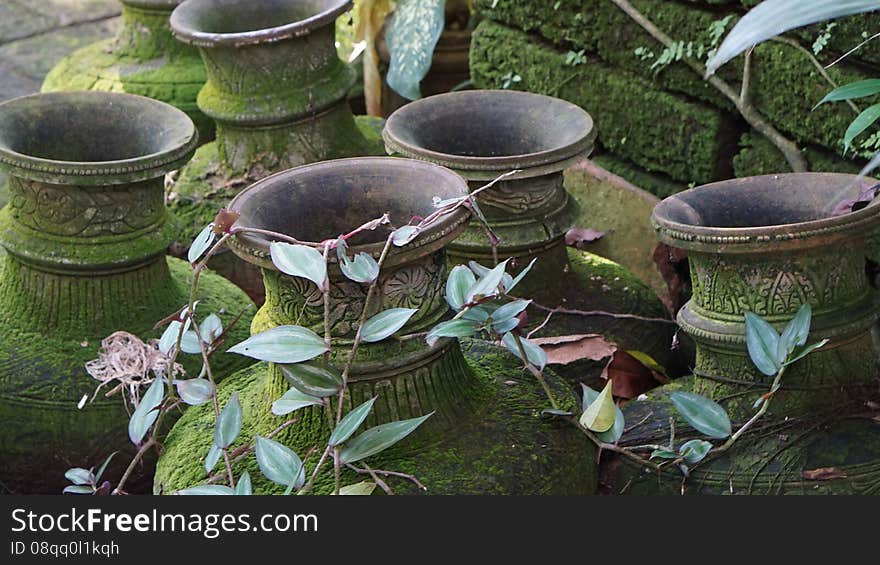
xmin=346 ymin=463 xmax=427 ymax=491
xmin=609 ymin=0 xmax=807 ymax=172
xmin=825 ymin=31 xmax=880 ymax=68
xmin=524 ymin=300 xmax=676 ymax=325
xmin=773 ymin=36 xmax=860 ymax=115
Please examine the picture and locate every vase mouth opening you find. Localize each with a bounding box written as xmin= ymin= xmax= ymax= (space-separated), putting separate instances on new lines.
xmin=652 ymin=173 xmax=880 ymax=249
xmin=229 ymin=157 xmax=470 ymax=265
xmin=383 ymin=90 xmax=595 ymax=175
xmin=0 ymin=92 xmax=197 ymax=183
xmin=171 ymin=0 xmax=350 ymax=47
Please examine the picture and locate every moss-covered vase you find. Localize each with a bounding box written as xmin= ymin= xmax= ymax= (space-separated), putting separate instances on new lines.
xmin=41 ymin=0 xmax=211 ymax=140
xmin=0 ymin=92 xmax=254 ymax=494
xmin=166 ymin=0 xmax=384 ymax=300
xmin=383 ymin=90 xmax=682 ymax=379
xmin=603 ymin=173 xmax=880 ymax=494
xmin=155 ymin=157 xmax=597 ymax=495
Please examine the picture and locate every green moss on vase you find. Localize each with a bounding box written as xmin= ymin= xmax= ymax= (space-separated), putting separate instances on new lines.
xmin=41 ymin=1 xmax=212 ymax=140
xmin=155 ymin=339 xmax=597 ymax=495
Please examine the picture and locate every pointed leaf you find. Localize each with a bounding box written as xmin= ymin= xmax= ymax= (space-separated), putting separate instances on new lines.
xmin=669 ymin=391 xmax=732 ymax=439
xmin=228 ymin=325 xmax=328 ymax=363
xmin=707 ymin=0 xmax=880 ymax=75
xmin=679 ymin=439 xmax=713 ymax=464
xmin=815 ymin=79 xmax=880 ymax=109
xmin=339 ymin=413 xmax=433 ymax=464
xmin=466 ymin=260 xmax=510 ymax=302
xmin=254 ymin=436 xmax=305 ymax=489
xmin=579 ymin=380 xmax=616 ymax=433
xmin=335 ymin=481 xmax=377 ymax=495
xmin=271 ymin=388 xmax=323 ymax=416
xmin=176 ymin=378 xmax=215 ymax=406
xmin=385 ymin=0 xmax=445 ymax=100
xmin=200 ymin=314 xmax=223 ymax=344
xmin=744 ymin=312 xmax=782 ymax=375
xmin=279 ymin=362 xmax=343 ymax=398
xmin=784 ymin=339 xmax=830 ymax=366
xmin=426 ymin=319 xmax=478 ymax=346
xmin=128 ymin=377 xmax=164 ymax=444
xmin=269 ymin=242 xmax=328 ymax=291
xmin=65 ymin=468 xmax=94 ymax=486
xmin=506 ymin=258 xmax=537 ymax=293
xmin=176 ymin=485 xmax=234 ymax=495
xmin=339 ymin=252 xmax=380 ymax=283
xmin=214 ymin=393 xmax=242 ymax=449
xmin=445 ymin=265 xmax=476 ymax=310
xmin=205 ymin=444 xmax=222 ymax=475
xmin=330 ymin=397 xmax=377 ymax=446
xmin=492 ymin=300 xmax=531 ymax=323
xmin=158 ymin=320 xmax=183 ymax=355
xmin=491 ymin=317 xmax=520 ymax=334
xmin=580 ymin=383 xmax=625 ymax=443
xmin=94 ymin=452 xmax=117 ymax=483
xmin=188 ymin=224 xmax=216 ymax=264
xmin=650 ymin=449 xmax=678 ymax=460
xmin=501 ymin=332 xmax=547 ymax=370
xmin=360 ymin=308 xmax=418 ymax=342
xmin=235 ymin=471 xmax=252 ymax=495
xmin=179 ymin=330 xmax=202 ymax=354
xmin=462 ymin=305 xmax=491 ymax=323
xmin=845 ymin=103 xmax=880 ymax=150
xmin=63 ymin=485 xmax=94 ymax=495
xmin=778 ymin=304 xmax=812 ymax=360
xmin=391 ymin=225 xmax=420 ymax=246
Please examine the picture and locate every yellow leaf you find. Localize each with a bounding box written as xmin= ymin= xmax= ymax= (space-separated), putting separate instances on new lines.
xmin=579 ymin=380 xmax=615 ymax=433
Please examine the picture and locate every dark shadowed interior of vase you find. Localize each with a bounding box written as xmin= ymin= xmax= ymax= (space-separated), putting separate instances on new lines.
xmin=172 ymin=0 xmax=345 ymax=35
xmin=231 ymin=158 xmax=468 ymax=245
xmin=385 ymin=90 xmax=592 ymax=159
xmin=654 ymin=173 xmax=880 ymax=229
xmin=0 ymin=92 xmax=194 ymax=164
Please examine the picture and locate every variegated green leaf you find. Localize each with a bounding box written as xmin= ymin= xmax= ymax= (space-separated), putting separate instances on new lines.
xmin=385 ymin=0 xmax=446 ymax=100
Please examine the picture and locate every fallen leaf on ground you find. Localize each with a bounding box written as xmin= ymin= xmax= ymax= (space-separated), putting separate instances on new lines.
xmin=565 ymin=227 xmax=605 ymax=249
xmin=802 ymin=467 xmax=847 ymax=481
xmin=601 ymin=350 xmax=666 ymax=399
xmin=531 ymin=334 xmax=617 ymax=365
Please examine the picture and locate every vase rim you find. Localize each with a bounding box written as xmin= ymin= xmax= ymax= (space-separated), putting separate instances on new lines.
xmin=652 ymin=173 xmax=880 ymax=252
xmin=228 ymin=157 xmax=470 ymax=270
xmin=0 ymin=91 xmax=197 ymax=185
xmin=171 ymin=0 xmax=351 ymax=47
xmin=383 ymin=90 xmax=595 ymax=177
xmin=122 ymin=0 xmax=182 ymax=10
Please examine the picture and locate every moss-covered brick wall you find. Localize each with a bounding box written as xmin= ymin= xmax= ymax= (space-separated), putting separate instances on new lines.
xmin=471 ymin=20 xmax=737 ymax=184
xmin=473 ymin=0 xmax=880 ymax=195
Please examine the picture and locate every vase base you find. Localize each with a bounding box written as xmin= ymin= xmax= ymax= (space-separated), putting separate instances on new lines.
xmin=155 ymin=338 xmax=598 ymax=495
xmin=0 ymin=257 xmax=255 ymax=494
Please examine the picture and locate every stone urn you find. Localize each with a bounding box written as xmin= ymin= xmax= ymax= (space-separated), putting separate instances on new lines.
xmin=41 ymin=0 xmax=211 ymax=140
xmin=155 ymin=157 xmax=597 ymax=495
xmin=383 ymin=90 xmax=682 ymax=380
xmin=166 ymin=0 xmax=385 ymax=301
xmin=603 ymin=173 xmax=880 ymax=494
xmin=0 ymin=92 xmax=254 ymax=494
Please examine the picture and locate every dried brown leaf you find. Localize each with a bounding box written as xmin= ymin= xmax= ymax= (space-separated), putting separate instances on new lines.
xmin=801 ymin=467 xmax=847 ymax=481
xmin=531 ymin=334 xmax=617 ymax=365
xmin=565 ymin=227 xmax=606 ymax=249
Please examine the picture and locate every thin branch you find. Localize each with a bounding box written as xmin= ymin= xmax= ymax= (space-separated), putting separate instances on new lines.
xmin=773 ymin=36 xmax=860 ymax=115
xmin=608 ymin=0 xmax=808 ymax=172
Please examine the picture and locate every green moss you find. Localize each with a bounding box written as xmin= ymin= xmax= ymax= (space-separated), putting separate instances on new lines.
xmin=732 ymin=132 xmax=864 ymax=177
xmin=41 ymin=5 xmax=212 ymax=140
xmin=476 ymin=0 xmax=877 ymax=165
xmin=603 ymin=377 xmax=880 ymax=495
xmin=155 ymin=339 xmax=598 ymax=495
xmin=0 ymin=256 xmax=255 ymax=493
xmin=470 ymin=20 xmax=736 ymax=184
xmin=591 ymin=153 xmax=687 ymax=198
xmin=168 ymin=105 xmax=385 ymax=249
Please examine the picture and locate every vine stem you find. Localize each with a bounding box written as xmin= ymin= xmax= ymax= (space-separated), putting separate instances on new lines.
xmin=713 ymin=366 xmax=786 ymax=455
xmin=113 ymin=398 xmax=181 ymax=494
xmin=511 ymin=333 xmax=559 ymax=410
xmin=608 ymin=0 xmax=808 ymax=172
xmin=335 ymin=232 xmax=396 ymax=424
